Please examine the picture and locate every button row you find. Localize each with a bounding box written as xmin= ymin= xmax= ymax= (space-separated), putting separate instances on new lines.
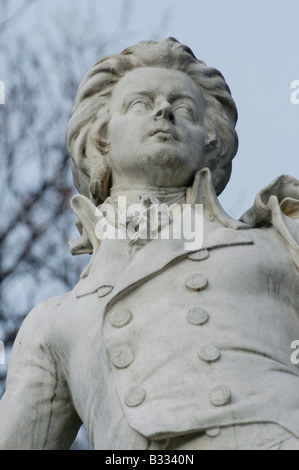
xmin=123 ymin=384 xmax=231 ymax=408
xmin=109 ymin=247 xmax=231 ymax=409
xmin=185 ymin=260 xmax=231 ymax=408
xmin=111 ymin=344 xmax=221 ymax=368
xmin=111 ymin=306 xmax=210 ymax=329
xmin=110 ymin=306 xmax=210 ymax=328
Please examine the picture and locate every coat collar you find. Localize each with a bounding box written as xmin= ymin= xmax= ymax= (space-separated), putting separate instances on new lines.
xmin=70 ymin=167 xmax=250 ymax=261
xmin=71 ymin=168 xmax=299 ymax=299
xmin=73 ymin=168 xmax=254 ymax=299
xmin=186 ymin=168 xmax=248 ymax=230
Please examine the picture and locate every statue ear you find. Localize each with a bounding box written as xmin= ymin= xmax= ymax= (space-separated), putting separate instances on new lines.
xmin=201 ymin=132 xmax=218 ymax=169
xmin=200 ymin=120 xmax=231 ymax=196
xmin=89 ymin=158 xmax=110 ymax=205
xmin=96 ymin=121 xmax=110 ymax=155
xmin=85 ymin=124 xmax=111 ymax=204
xmin=203 ymin=116 xmax=218 ymax=152
xmin=204 ymin=137 xmax=217 ymax=152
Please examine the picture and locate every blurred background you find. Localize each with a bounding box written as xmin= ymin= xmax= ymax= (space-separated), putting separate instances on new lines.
xmin=0 ymin=0 xmax=298 ymax=449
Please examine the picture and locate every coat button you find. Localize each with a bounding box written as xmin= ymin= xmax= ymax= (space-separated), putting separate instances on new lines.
xmin=186 ymin=307 xmax=209 ymax=325
xmin=188 ymin=249 xmax=209 ymax=261
xmin=210 ymin=385 xmax=231 ymax=406
xmin=97 ymin=285 xmax=114 ymax=298
xmin=197 ymin=345 xmax=220 ymax=362
xmin=112 ymin=346 xmax=134 ymax=369
xmin=110 ymin=308 xmax=133 ymax=328
xmin=206 ymin=427 xmax=221 ymax=438
xmin=185 ymin=273 xmax=208 ymax=291
xmin=125 ymin=386 xmax=146 ymax=407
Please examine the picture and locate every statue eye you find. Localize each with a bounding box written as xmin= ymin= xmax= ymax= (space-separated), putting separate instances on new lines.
xmin=129 ymin=100 xmax=150 ymax=112
xmin=173 ymin=104 xmax=195 ymax=120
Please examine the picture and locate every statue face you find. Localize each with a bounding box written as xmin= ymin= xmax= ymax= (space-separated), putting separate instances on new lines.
xmin=107 ymin=67 xmax=206 ymax=188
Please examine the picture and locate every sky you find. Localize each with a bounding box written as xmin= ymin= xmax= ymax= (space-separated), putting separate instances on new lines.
xmin=2 ymin=0 xmax=297 ymax=219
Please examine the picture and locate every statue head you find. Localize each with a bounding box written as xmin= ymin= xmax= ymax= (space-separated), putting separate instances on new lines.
xmin=66 ymin=37 xmax=238 ymax=205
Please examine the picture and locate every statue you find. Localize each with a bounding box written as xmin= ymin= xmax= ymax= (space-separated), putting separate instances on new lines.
xmin=1 ymin=37 xmax=299 ymax=450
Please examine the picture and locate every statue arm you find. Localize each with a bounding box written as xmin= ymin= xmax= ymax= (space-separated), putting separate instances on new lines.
xmin=0 ymin=301 xmax=81 ymax=449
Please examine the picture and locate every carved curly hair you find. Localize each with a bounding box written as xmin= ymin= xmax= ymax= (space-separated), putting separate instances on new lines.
xmin=66 ymin=37 xmax=238 ymax=205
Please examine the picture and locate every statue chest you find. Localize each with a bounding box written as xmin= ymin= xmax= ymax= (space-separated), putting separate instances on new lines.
xmin=68 ymin=224 xmax=299 ymax=442
xmin=103 ymin=226 xmax=299 ymax=371
xmin=97 ymin=226 xmax=299 ymax=437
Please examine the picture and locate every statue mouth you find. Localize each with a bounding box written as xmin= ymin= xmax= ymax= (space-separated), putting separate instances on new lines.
xmin=150 ymin=128 xmax=178 ymax=140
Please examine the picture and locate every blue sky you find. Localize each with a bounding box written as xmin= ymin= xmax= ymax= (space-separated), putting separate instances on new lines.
xmin=2 ymin=0 xmax=299 ymax=219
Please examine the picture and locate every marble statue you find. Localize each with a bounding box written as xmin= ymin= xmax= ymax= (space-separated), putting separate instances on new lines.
xmin=1 ymin=38 xmax=299 ymax=450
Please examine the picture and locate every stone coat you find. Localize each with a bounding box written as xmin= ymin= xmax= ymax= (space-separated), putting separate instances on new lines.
xmin=1 ymin=168 xmax=299 ymax=450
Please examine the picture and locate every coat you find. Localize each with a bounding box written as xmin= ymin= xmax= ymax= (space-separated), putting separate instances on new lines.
xmin=0 ymin=168 xmax=299 ymax=450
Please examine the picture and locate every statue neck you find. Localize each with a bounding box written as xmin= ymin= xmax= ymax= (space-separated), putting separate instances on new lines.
xmin=110 ymin=185 xmax=187 ymax=207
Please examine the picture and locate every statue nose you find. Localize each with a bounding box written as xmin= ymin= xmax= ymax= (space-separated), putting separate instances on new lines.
xmin=154 ymin=103 xmax=175 ymax=124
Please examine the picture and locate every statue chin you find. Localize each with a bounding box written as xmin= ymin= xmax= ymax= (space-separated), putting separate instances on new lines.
xmin=141 ymin=151 xmax=184 ymax=174
xmin=126 ymin=149 xmax=199 ymax=188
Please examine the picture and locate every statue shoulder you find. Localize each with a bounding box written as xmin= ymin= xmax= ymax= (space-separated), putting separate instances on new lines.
xmin=14 ymin=291 xmax=73 ymax=347
xmin=240 ymin=174 xmax=299 ymax=272
xmin=240 ymin=174 xmax=299 ymax=228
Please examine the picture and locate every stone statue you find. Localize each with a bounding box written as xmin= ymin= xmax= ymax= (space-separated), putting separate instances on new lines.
xmin=1 ymin=38 xmax=299 ymax=450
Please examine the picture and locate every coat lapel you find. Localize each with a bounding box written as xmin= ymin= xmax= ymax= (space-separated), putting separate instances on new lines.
xmin=75 ymin=238 xmax=131 ymax=298
xmin=104 ymin=207 xmax=253 ymax=308
xmin=72 ymin=168 xmax=299 ymax=305
xmin=74 ymin=168 xmax=253 ymax=301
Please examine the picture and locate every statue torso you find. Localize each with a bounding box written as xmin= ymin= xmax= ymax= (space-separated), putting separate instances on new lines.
xmin=50 ymin=216 xmax=299 ymax=449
